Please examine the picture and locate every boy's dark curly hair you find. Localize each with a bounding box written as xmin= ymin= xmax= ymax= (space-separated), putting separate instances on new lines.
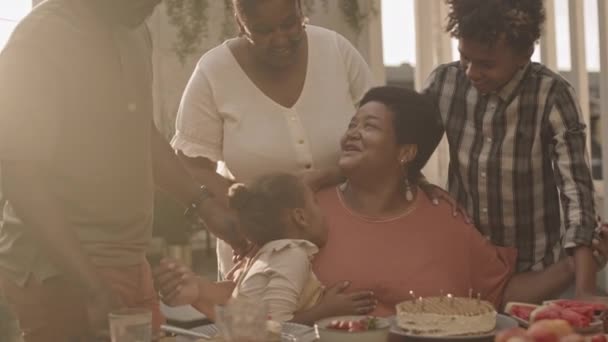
xmin=445 ymin=0 xmax=545 ymax=52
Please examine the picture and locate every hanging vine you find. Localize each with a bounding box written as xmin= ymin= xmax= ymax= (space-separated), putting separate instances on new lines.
xmin=338 ymin=0 xmax=377 ymax=36
xmin=165 ymin=0 xmax=376 ymax=62
xmin=165 ymin=0 xmax=209 ymax=63
xmin=221 ymin=0 xmax=238 ymax=40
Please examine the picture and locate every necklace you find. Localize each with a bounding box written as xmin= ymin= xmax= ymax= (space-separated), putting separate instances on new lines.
xmin=337 ymin=182 xmax=417 ymax=222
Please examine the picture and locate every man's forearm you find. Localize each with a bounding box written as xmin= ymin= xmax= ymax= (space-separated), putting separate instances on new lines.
xmin=150 ymin=125 xmax=248 ymax=251
xmin=150 ymin=124 xmax=230 ymax=204
xmin=1 ymin=161 xmax=104 ymax=294
xmin=501 ymin=259 xmax=573 ymax=309
xmin=573 ymin=245 xmax=598 ymax=296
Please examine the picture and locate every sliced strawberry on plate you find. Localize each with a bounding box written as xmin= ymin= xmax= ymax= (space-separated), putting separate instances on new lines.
xmin=505 ymin=302 xmax=539 ymax=326
xmin=590 ymin=335 xmax=608 ymax=342
xmin=511 ymin=305 xmax=536 ymax=321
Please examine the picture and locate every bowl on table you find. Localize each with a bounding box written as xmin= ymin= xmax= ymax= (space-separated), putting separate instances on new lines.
xmin=314 ymin=315 xmax=390 ymax=342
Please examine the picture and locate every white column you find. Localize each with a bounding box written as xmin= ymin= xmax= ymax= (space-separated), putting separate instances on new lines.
xmin=598 ymin=0 xmax=608 ymax=219
xmin=596 ymin=0 xmax=608 ymax=294
xmin=540 ymin=0 xmax=558 ymax=70
xmin=435 ymin=0 xmax=453 ymax=64
xmin=413 ymin=0 xmax=436 ymax=91
xmin=413 ymin=0 xmax=453 ymax=187
xmin=365 ymin=0 xmax=386 ymax=85
xmin=568 ymin=0 xmax=591 ymax=160
xmin=433 ymin=0 xmax=452 ymax=187
xmin=414 ymin=0 xmax=440 ymax=184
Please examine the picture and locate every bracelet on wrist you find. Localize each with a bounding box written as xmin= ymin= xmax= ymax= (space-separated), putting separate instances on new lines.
xmin=184 ymin=185 xmax=214 ymax=222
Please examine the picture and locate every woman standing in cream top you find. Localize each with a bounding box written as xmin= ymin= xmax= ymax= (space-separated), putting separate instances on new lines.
xmin=171 ymin=0 xmax=373 ymax=276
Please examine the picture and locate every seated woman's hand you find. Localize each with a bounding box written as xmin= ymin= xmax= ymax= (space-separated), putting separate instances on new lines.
xmin=319 ymin=281 xmax=377 ymax=317
xmin=153 ymin=258 xmax=200 ymax=306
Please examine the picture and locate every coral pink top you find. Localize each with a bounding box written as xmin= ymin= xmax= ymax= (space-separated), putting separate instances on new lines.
xmin=313 ymin=186 xmax=517 ymax=317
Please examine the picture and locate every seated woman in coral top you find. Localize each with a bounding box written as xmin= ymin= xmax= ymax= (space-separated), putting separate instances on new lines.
xmin=312 ymin=86 xmax=602 ymax=317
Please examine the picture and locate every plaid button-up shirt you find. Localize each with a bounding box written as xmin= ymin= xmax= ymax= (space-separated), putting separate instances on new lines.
xmin=424 ymin=62 xmax=596 ymax=271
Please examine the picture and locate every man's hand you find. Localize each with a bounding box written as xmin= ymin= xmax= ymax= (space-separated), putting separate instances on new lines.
xmin=153 ymin=258 xmax=200 ymax=306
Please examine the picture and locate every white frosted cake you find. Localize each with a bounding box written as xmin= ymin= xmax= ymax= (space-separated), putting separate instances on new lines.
xmin=396 ymin=296 xmax=497 ymax=336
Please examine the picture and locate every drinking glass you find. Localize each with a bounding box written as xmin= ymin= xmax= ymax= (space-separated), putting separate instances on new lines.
xmin=108 ymin=308 xmax=152 ymax=342
xmin=214 ymin=298 xmax=270 ymax=342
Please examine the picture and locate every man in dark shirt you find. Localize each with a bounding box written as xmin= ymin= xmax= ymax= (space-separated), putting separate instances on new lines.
xmin=0 ymin=1 xmax=239 ymax=340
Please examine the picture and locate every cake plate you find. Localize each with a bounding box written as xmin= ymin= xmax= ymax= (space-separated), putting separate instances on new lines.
xmin=388 ymin=314 xmax=519 ymax=342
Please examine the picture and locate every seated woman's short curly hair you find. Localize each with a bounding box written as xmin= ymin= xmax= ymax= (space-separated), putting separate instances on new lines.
xmin=445 ymin=0 xmax=545 ymax=52
xmin=359 ymin=86 xmax=444 ymax=183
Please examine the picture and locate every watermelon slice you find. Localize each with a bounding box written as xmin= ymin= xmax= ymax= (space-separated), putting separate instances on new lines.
xmin=544 ymin=299 xmax=608 ymax=315
xmin=531 ymin=305 xmax=591 ymax=328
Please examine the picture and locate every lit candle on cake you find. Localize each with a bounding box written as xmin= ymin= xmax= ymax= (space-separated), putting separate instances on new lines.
xmin=409 ymin=290 xmax=416 ymax=301
xmin=447 ymin=293 xmax=454 ymax=307
xmin=418 ymin=296 xmax=424 ymax=311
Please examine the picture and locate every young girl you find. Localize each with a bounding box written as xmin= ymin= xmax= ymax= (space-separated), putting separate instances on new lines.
xmin=155 ymin=172 xmax=376 ymax=324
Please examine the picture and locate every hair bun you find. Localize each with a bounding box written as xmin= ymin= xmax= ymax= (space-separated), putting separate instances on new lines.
xmin=228 ymin=183 xmax=252 ymax=210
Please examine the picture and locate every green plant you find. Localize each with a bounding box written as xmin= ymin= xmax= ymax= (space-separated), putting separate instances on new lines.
xmin=221 ymin=0 xmax=237 ymax=40
xmin=166 ymin=0 xmax=377 ymax=62
xmin=338 ymin=0 xmax=378 ymax=36
xmin=165 ymin=0 xmax=210 ymax=63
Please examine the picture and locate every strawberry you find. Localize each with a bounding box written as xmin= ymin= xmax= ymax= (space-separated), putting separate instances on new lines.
xmin=337 ymin=320 xmax=349 ymax=330
xmin=591 ymin=335 xmax=608 ymax=342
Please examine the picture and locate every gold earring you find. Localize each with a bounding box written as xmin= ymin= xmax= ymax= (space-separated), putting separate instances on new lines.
xmin=404 ymin=178 xmax=414 ymax=201
xmin=401 ymin=160 xmax=413 ymax=201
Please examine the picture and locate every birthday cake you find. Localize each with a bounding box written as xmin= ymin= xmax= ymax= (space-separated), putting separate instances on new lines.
xmin=396 ymin=296 xmax=497 ymax=336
